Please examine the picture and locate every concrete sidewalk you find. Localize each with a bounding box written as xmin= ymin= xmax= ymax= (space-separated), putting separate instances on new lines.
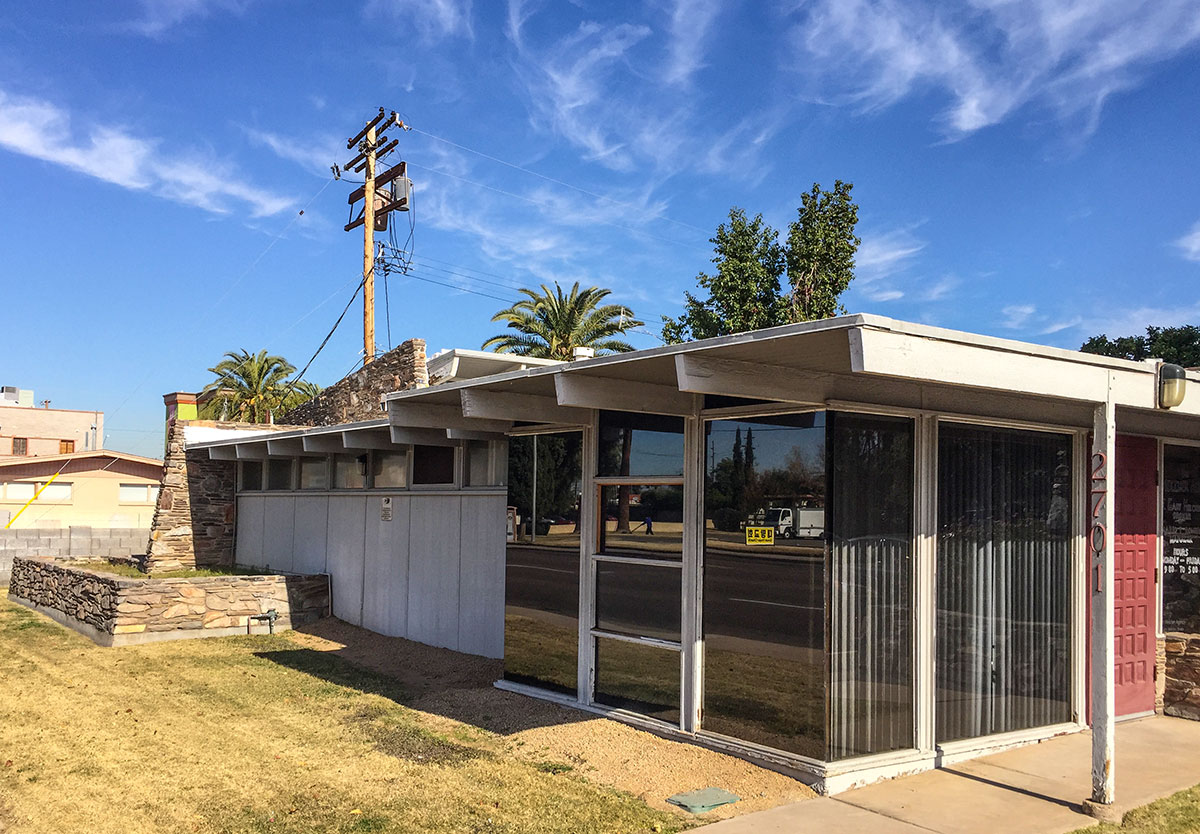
xmin=704 ymin=717 xmax=1200 ymax=833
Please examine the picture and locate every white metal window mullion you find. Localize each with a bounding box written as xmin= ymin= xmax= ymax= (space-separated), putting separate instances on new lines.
xmin=681 ymin=414 xmax=704 ymax=733
xmin=915 ymin=413 xmax=938 ymax=752
xmin=578 ymin=413 xmax=600 ymax=705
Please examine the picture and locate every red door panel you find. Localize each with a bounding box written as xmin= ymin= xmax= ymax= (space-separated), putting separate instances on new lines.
xmin=1113 ymin=435 xmax=1157 ymax=717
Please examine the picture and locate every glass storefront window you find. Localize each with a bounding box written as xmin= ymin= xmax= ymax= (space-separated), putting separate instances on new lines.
xmin=598 ymin=484 xmax=683 ymax=560
xmin=595 ymin=561 xmax=681 ymax=642
xmin=594 ymin=638 xmax=681 ymax=724
xmin=1163 ymin=445 xmax=1200 ymax=633
xmin=936 ymin=423 xmax=1072 ymax=743
xmin=503 ymin=432 xmax=583 ymax=696
xmin=827 ymin=412 xmax=915 ymax=760
xmin=598 ymin=412 xmax=684 ymax=477
xmin=299 ymin=456 xmax=328 ymax=490
xmin=701 ymin=411 xmax=827 ymax=759
xmin=373 ymin=451 xmax=408 ymax=489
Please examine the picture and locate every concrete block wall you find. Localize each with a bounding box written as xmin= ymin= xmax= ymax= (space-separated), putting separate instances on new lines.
xmin=0 ymin=527 xmax=147 ymax=576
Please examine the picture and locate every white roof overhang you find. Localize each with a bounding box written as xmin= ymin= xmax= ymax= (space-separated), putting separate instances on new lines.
xmin=382 ymin=314 xmax=1200 ymax=440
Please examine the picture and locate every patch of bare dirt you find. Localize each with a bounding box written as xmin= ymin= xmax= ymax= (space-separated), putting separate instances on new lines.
xmin=289 ymin=619 xmax=816 ymax=821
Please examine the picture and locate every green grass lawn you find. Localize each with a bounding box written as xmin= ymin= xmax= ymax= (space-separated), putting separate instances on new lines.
xmin=74 ymin=560 xmax=267 ymax=579
xmin=1072 ymin=785 xmax=1200 ymax=834
xmin=0 ymin=593 xmax=685 ymax=834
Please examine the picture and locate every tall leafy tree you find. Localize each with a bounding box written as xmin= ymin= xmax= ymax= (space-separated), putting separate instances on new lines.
xmin=661 ymin=208 xmax=787 ymax=343
xmin=1081 ymin=325 xmax=1200 ymax=367
xmin=200 ymin=349 xmax=310 ymax=423
xmin=662 ymin=183 xmax=861 ymax=343
xmin=786 ymin=180 xmax=861 ymax=321
xmin=483 ymin=282 xmax=643 ymax=359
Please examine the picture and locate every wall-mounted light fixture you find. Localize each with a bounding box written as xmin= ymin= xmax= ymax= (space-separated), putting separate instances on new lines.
xmin=1159 ymin=363 xmax=1187 ymax=409
xmin=356 ymin=454 xmax=369 ymax=476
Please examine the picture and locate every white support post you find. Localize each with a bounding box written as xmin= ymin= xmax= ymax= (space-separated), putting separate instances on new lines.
xmin=681 ymin=414 xmax=704 ymax=733
xmin=1085 ymin=379 xmax=1117 ymax=818
xmin=914 ymin=414 xmax=938 ymax=752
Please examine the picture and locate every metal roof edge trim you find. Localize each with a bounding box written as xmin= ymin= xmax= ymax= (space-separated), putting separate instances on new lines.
xmin=185 ymin=418 xmax=391 ymax=450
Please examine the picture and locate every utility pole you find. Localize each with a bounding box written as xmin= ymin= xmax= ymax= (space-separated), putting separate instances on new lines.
xmin=343 ymin=108 xmax=412 ymax=366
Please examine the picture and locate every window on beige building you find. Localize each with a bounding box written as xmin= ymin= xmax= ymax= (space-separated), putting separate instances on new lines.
xmin=59 ymin=440 xmax=74 ymax=454
xmin=11 ymin=438 xmax=27 ymax=456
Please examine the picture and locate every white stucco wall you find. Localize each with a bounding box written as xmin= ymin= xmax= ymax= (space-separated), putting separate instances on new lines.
xmin=235 ymin=490 xmax=506 ymax=658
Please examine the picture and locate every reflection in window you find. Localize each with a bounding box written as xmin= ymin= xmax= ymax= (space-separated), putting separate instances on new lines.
xmin=599 ymin=484 xmax=684 ymax=560
xmin=333 ymin=454 xmax=366 ymax=489
xmin=299 ymin=457 xmax=328 ymax=490
xmin=503 ymin=433 xmax=583 ymax=695
xmin=936 ymin=424 xmax=1072 ymax=743
xmin=413 ymin=445 xmax=455 ymax=485
xmin=594 ymin=638 xmax=681 ymax=724
xmin=827 ymin=412 xmax=914 ymax=760
xmin=701 ymin=412 xmax=827 ymax=759
xmin=598 ymin=411 xmax=685 ymax=477
xmin=266 ymin=459 xmax=293 ymax=491
xmin=240 ymin=460 xmax=262 ymax=491
xmin=372 ymin=451 xmax=408 ymax=489
xmin=595 ymin=561 xmax=681 ymax=641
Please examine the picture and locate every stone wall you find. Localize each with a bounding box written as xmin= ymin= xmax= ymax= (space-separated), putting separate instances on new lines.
xmin=144 ymin=420 xmax=238 ymax=573
xmin=8 ymin=556 xmax=330 ymax=646
xmin=280 ymin=338 xmax=428 ymax=426
xmin=0 ymin=527 xmax=147 ymax=577
xmin=1164 ymin=633 xmax=1200 ymax=720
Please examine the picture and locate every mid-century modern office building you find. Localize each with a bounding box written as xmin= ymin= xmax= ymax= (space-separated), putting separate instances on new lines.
xmin=187 ymin=315 xmax=1200 ymax=797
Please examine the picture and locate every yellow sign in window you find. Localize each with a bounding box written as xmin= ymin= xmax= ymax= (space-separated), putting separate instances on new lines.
xmin=745 ymin=526 xmax=774 ymax=546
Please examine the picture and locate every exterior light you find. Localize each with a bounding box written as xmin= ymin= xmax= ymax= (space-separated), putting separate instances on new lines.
xmin=356 ymin=454 xmax=369 ymax=475
xmin=1159 ymin=363 xmax=1187 ymax=409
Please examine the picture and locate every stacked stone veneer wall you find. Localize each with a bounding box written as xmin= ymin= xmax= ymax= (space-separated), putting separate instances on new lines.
xmin=0 ymin=527 xmax=147 ymax=577
xmin=1164 ymin=633 xmax=1200 ymax=720
xmin=8 ymin=556 xmax=330 ymax=646
xmin=280 ymin=338 xmax=428 ymax=426
xmin=145 ymin=420 xmax=239 ymax=573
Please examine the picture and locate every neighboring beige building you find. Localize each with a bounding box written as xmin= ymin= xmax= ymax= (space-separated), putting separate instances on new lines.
xmin=0 ymin=451 xmax=162 ymax=528
xmin=0 ymin=387 xmax=102 ymax=457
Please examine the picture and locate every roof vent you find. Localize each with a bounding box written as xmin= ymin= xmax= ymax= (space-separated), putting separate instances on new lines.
xmin=572 ymin=347 xmax=595 ymax=361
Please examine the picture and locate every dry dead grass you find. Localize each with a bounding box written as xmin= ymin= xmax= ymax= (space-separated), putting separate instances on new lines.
xmin=0 ymin=593 xmax=686 ymax=834
xmin=0 ymin=593 xmax=813 ymax=833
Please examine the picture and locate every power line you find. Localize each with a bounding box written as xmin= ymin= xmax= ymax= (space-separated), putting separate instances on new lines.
xmin=286 ymin=277 xmax=366 ymax=394
xmin=408 ymin=125 xmax=710 ymax=236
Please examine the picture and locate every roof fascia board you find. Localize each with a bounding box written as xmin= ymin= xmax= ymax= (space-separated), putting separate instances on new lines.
xmin=186 ymin=418 xmax=390 ymax=450
xmin=850 ymin=326 xmax=1154 ymax=406
xmin=386 ymin=315 xmax=870 ymax=404
xmin=555 ymin=373 xmax=698 ymax=416
xmin=460 ymin=390 xmax=590 ymax=425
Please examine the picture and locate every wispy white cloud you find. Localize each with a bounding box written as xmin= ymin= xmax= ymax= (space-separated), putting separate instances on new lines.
xmin=1174 ymin=220 xmax=1200 ymax=262
xmin=1078 ymin=303 xmax=1200 ymax=340
xmin=855 ymin=224 xmax=926 ymax=282
xmin=365 ymin=0 xmax=473 ymax=41
xmin=125 ymin=0 xmax=246 ymax=36
xmin=663 ymin=0 xmax=722 ymax=85
xmin=785 ymin=0 xmax=1200 ymax=138
xmin=1040 ymin=316 xmax=1082 ymax=335
xmin=866 ymin=287 xmax=904 ymax=302
xmin=1001 ymin=304 xmax=1036 ymax=328
xmin=244 ymin=127 xmax=341 ymax=177
xmin=922 ymin=274 xmax=957 ymax=301
xmin=0 ymin=89 xmax=293 ymax=217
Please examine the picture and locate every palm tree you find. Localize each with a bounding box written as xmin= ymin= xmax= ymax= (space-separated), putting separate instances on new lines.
xmin=482 ymin=282 xmax=644 ymax=360
xmin=200 ymin=349 xmax=306 ymax=423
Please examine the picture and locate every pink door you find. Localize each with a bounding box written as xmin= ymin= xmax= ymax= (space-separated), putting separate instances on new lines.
xmin=1113 ymin=435 xmax=1158 ymax=716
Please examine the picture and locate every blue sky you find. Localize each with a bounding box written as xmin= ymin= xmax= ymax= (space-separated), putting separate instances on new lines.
xmin=2 ymin=0 xmax=1199 ymax=458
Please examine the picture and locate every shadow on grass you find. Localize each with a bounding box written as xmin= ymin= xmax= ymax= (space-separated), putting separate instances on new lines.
xmin=254 ymin=624 xmax=596 ymax=740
